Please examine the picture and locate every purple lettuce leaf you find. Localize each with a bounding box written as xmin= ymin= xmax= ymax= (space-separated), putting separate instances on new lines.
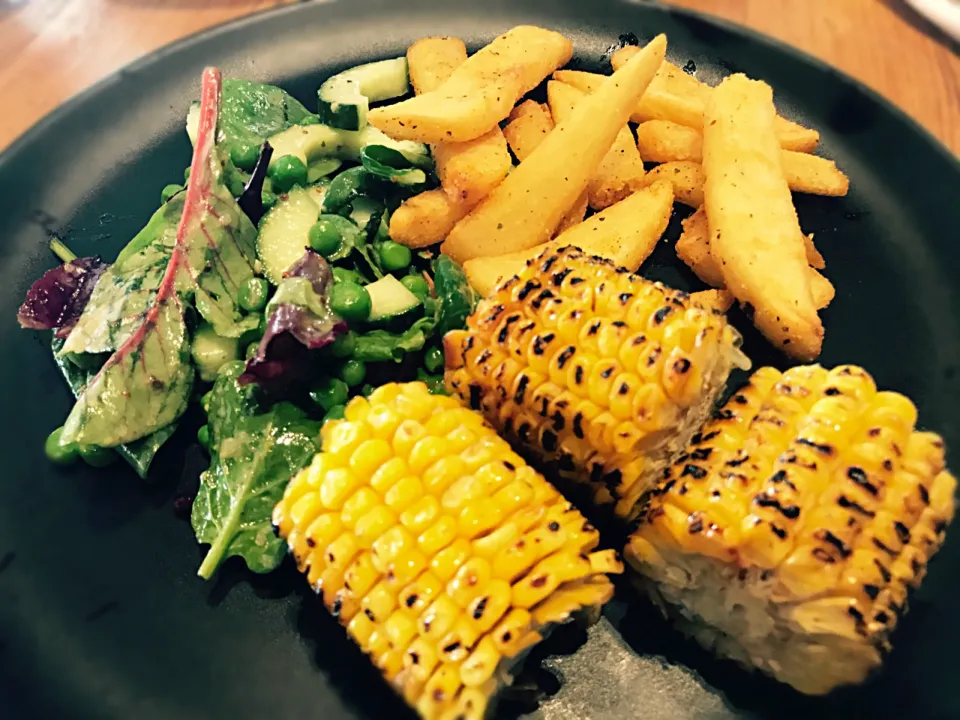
xmin=240 ymin=250 xmax=347 ymax=388
xmin=17 ymin=256 xmax=109 ymax=338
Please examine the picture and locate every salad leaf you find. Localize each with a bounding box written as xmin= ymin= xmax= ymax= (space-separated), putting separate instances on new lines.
xmin=321 ymin=166 xmax=369 ymax=216
xmin=354 ymin=314 xmax=436 ymax=363
xmin=241 ymin=250 xmax=347 ymax=387
xmin=433 ymin=255 xmax=478 ymax=337
xmin=193 ymin=361 xmax=320 ymax=579
xmin=360 ymin=145 xmax=427 ymax=186
xmin=51 ymin=337 xmax=175 ymax=478
xmin=236 ymin=141 xmax=274 ymax=225
xmin=60 ymin=67 xmax=259 ymax=447
xmin=17 ymin=256 xmax=108 ymax=338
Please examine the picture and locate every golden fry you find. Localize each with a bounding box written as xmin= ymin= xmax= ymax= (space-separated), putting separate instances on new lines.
xmin=441 ymin=35 xmax=668 ymax=263
xmin=434 ymin=129 xmax=512 ymax=206
xmin=503 ymin=100 xmax=554 ymax=161
xmin=703 ymin=74 xmax=823 ymax=359
xmin=389 ymin=189 xmax=468 ymax=248
xmin=547 ymin=81 xmax=645 ymax=210
xmin=782 ymin=151 xmax=850 ymax=196
xmin=641 ymin=161 xmax=705 ymax=208
xmin=406 ymin=37 xmax=468 ymax=95
xmin=554 ymin=190 xmax=589 ymax=235
xmin=463 ymin=180 xmax=675 ymax=295
xmin=369 ymin=26 xmax=573 ymax=143
xmin=690 ymin=289 xmax=735 ymax=313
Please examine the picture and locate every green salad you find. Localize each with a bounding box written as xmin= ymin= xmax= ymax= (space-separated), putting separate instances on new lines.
xmin=17 ymin=65 xmax=477 ymax=580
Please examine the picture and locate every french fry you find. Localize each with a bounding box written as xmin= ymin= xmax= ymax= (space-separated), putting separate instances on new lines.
xmin=554 ymin=190 xmax=589 ymax=235
xmin=369 ymin=26 xmax=573 ymax=143
xmin=690 ymin=289 xmax=735 ymax=313
xmin=547 ymin=81 xmax=646 ymax=210
xmin=805 ymin=234 xmax=825 ymax=270
xmin=464 ymin=180 xmax=675 ymax=295
xmin=407 ymin=37 xmax=468 ymax=95
xmin=503 ymin=100 xmax=554 ymax=161
xmin=441 ymin=35 xmax=668 ymax=263
xmin=407 ymin=36 xmax=513 ymax=208
xmin=389 ymin=189 xmax=468 ymax=248
xmin=703 ymin=74 xmax=823 ymax=359
xmin=637 ymin=119 xmax=848 ymax=196
xmin=676 ymin=207 xmax=832 ymax=309
xmin=640 ymin=161 xmax=705 ymax=208
xmin=611 ymin=45 xmax=820 ymax=153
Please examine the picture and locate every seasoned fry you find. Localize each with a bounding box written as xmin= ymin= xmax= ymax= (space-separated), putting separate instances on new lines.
xmin=547 ymin=81 xmax=645 ymax=210
xmin=640 ymin=161 xmax=705 ymax=208
xmin=690 ymin=289 xmax=735 ymax=313
xmin=388 ymin=189 xmax=468 ymax=248
xmin=503 ymin=100 xmax=554 ymax=160
xmin=677 ymin=206 xmax=831 ymax=307
xmin=554 ymin=190 xmax=589 ymax=235
xmin=406 ymin=37 xmax=468 ymax=95
xmin=369 ymin=26 xmax=573 ymax=143
xmin=441 ymin=35 xmax=668 ymax=263
xmin=612 ymin=45 xmax=820 ymax=153
xmin=463 ymin=180 xmax=675 ymax=295
xmin=407 ymin=35 xmax=513 ymax=208
xmin=703 ymin=74 xmax=823 ymax=359
xmin=804 ymin=234 xmax=825 ymax=270
xmin=637 ymin=120 xmax=848 ymax=196
xmin=434 ymin=130 xmax=512 ymax=206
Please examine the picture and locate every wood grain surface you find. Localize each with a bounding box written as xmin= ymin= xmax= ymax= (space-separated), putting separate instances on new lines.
xmin=0 ymin=0 xmax=957 ymax=154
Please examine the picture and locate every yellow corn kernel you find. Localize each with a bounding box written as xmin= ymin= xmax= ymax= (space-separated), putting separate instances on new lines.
xmin=493 ymin=524 xmax=567 ymax=582
xmin=361 ymin=580 xmax=397 ymax=624
xmin=393 ymin=419 xmax=428 ymax=459
xmin=343 ymin=395 xmax=370 ymax=422
xmin=372 ymin=525 xmax=415 ymax=571
xmin=438 ymin=615 xmax=481 ymax=663
xmin=491 ymin=608 xmax=534 ymax=656
xmin=401 ymin=496 xmax=442 ymax=534
xmin=472 ymin=523 xmax=520 ymax=559
xmin=399 ymin=571 xmax=443 ymax=618
xmin=385 ymin=476 xmax=424 ymax=513
xmin=319 ymin=468 xmax=362 ymax=510
xmin=460 ymin=635 xmax=500 ymax=687
xmin=417 ymin=663 xmax=463 ymax=720
xmin=384 ymin=548 xmax=429 ymax=589
xmin=408 ymin=435 xmax=453 ymax=475
xmin=447 ymin=557 xmax=492 ymax=608
xmin=512 ymin=552 xmax=593 ymax=609
xmin=384 ymin=611 xmax=418 ymax=653
xmin=532 ymin=578 xmax=615 ymax=626
xmin=442 ymin=474 xmax=487 ymax=511
xmin=464 ymin=579 xmax=512 ymax=635
xmin=403 ymin=636 xmax=439 ymax=685
xmin=370 ymin=456 xmax=409 ymax=495
xmin=354 ymin=505 xmax=397 ymax=548
xmin=457 ymin=497 xmax=506 ymax=539
xmin=323 ymin=532 xmax=360 ymax=573
xmin=418 ymin=515 xmax=458 ymax=556
xmin=340 ymin=488 xmax=379 ymax=528
xmin=423 ymin=456 xmax=470 ymax=495
xmin=431 ymin=538 xmax=472 ymax=582
xmin=323 ymin=420 xmax=371 ymax=460
xmin=348 ymin=438 xmax=395 ymax=480
xmin=343 ymin=551 xmax=380 ymax=600
xmin=347 ymin=610 xmax=376 ymax=648
xmin=418 ymin=594 xmax=461 ymax=642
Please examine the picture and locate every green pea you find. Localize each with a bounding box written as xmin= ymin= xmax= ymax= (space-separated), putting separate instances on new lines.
xmin=401 ymin=274 xmax=430 ymax=299
xmin=229 ymin=142 xmax=260 ymax=172
xmin=270 ymin=155 xmax=309 ymax=194
xmin=424 ymin=346 xmax=444 ymax=374
xmin=330 ymin=331 xmax=356 ymax=359
xmin=329 ymin=282 xmax=372 ymax=322
xmin=238 ymin=277 xmax=270 ymax=312
xmin=197 ymin=425 xmax=211 ymax=449
xmin=161 ymin=183 xmax=183 ymax=204
xmin=332 ymin=267 xmax=363 ymax=285
xmin=299 ymin=115 xmax=321 ymax=126
xmin=79 ymin=444 xmax=117 ymax=468
xmin=310 ymin=378 xmax=349 ymax=412
xmin=308 ymin=218 xmax=343 ymax=258
xmin=339 ymin=359 xmax=367 ymax=387
xmin=245 ymin=342 xmax=259 ymax=360
xmin=261 ymin=190 xmax=278 ymax=210
xmin=323 ymin=404 xmax=346 ymax=423
xmin=44 ymin=427 xmax=79 ymax=466
xmin=227 ymin=172 xmax=247 ymax=198
xmin=417 ymin=369 xmax=446 ymax=395
xmin=360 ymin=384 xmax=375 ymax=398
xmin=378 ymin=241 xmax=412 ymax=272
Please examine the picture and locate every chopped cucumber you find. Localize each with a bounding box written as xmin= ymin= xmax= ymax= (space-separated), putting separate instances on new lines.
xmin=318 ymin=57 xmax=409 ymax=131
xmin=305 ymin=183 xmax=329 ymax=208
xmin=366 ymin=274 xmax=422 ymax=322
xmin=192 ymin=324 xmax=240 ymax=382
xmin=307 ymin=157 xmax=343 ymax=183
xmin=256 ymin=186 xmax=320 ymax=284
xmin=266 ymin=123 xmax=429 ymax=172
xmin=349 ymin=196 xmax=382 ymax=233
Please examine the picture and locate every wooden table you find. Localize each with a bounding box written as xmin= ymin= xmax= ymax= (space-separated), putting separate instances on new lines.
xmin=0 ymin=0 xmax=957 ymax=154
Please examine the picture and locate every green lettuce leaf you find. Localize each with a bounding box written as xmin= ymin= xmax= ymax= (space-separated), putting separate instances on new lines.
xmin=192 ymin=361 xmax=320 ymax=579
xmin=433 ymin=255 xmax=478 ymax=337
xmin=60 ymin=68 xmax=259 ymax=448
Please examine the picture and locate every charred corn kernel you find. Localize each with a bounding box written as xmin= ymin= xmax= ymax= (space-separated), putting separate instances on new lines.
xmin=532 ymin=579 xmax=615 ymax=626
xmin=273 ymin=383 xmax=620 ymax=719
xmin=589 ymin=549 xmax=624 ymax=575
xmin=627 ymin=365 xmax=956 ymax=696
xmin=445 ymin=247 xmax=745 ymax=520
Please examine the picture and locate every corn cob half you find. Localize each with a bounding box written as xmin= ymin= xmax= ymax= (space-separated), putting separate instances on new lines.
xmin=273 ymin=382 xmax=622 ymax=720
xmin=444 ymin=246 xmax=748 ymax=519
xmin=626 ymin=364 xmax=956 ymax=695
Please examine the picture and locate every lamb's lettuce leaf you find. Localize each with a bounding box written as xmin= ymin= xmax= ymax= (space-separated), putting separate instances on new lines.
xmin=192 ymin=361 xmax=320 ymax=579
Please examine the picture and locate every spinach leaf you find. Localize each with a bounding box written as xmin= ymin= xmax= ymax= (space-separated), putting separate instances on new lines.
xmin=433 ymin=255 xmax=478 ymax=337
xmin=354 ymin=314 xmax=437 ymax=363
xmin=213 ymin=79 xmax=312 ymax=161
xmin=360 ymin=145 xmax=427 ymax=186
xmin=60 ymin=68 xmax=259 ymax=448
xmin=321 ymin=166 xmax=369 ymax=216
xmin=51 ymin=337 xmax=175 ymax=479
xmin=192 ymin=361 xmax=320 ymax=579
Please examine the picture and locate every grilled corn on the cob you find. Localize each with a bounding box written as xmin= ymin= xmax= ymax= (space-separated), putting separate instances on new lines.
xmin=444 ymin=246 xmax=748 ymax=519
xmin=273 ymin=382 xmax=622 ymax=719
xmin=626 ymin=364 xmax=956 ymax=695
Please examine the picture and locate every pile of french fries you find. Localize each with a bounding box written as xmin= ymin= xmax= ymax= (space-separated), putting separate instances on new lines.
xmin=371 ymin=26 xmax=850 ymax=360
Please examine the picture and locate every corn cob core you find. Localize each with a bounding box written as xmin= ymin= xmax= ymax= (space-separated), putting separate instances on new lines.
xmin=444 ymin=246 xmax=746 ymax=519
xmin=627 ymin=364 xmax=956 ymax=695
xmin=273 ymin=382 xmax=622 ymax=720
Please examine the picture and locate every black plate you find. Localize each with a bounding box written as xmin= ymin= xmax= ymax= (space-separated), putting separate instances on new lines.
xmin=1 ymin=1 xmax=959 ymax=718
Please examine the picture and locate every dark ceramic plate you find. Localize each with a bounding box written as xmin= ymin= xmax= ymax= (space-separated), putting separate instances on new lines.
xmin=1 ymin=1 xmax=959 ymax=718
